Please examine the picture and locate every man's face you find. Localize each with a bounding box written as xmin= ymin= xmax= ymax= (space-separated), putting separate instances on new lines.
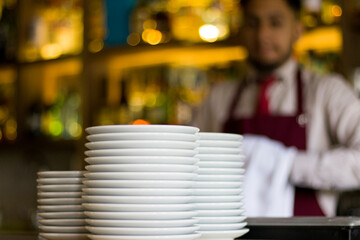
xmin=242 ymin=0 xmax=302 ymax=71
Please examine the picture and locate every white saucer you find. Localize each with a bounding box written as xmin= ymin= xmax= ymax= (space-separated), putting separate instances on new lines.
xmin=198 ymin=132 xmax=242 ymax=141
xmin=194 ymin=202 xmax=243 ymax=210
xmin=193 ymin=188 xmax=242 ymax=196
xmin=37 ymin=178 xmax=83 ymax=185
xmin=37 ymin=211 xmax=85 ymax=219
xmin=194 ymin=195 xmax=243 ymax=203
xmin=85 ymin=149 xmax=197 ymax=157
xmin=83 ymin=180 xmax=194 ymax=188
xmin=196 ymin=154 xmax=245 ymax=162
xmin=85 ymin=218 xmax=198 ymax=228
xmin=82 ymin=195 xmax=193 ymax=204
xmin=37 ymin=184 xmax=84 ymax=192
xmin=82 ymin=187 xmax=193 ymax=196
xmin=84 ymin=211 xmax=197 ymax=220
xmin=85 ymin=141 xmax=198 ymax=150
xmin=197 ymin=140 xmax=241 ymax=148
xmin=85 ymin=125 xmax=199 ymax=135
xmin=196 ymin=216 xmax=247 ymax=224
xmin=38 ymin=225 xmax=86 ymax=233
xmin=38 ymin=198 xmax=82 ymax=205
xmin=197 ymin=229 xmax=249 ymax=240
xmin=37 ymin=204 xmax=83 ymax=212
xmin=38 ymin=171 xmax=84 ymax=178
xmin=38 ymin=219 xmax=85 ymax=226
xmin=38 ymin=192 xmax=83 ymax=199
xmin=193 ymin=181 xmax=242 ymax=189
xmin=85 ymin=164 xmax=198 ymax=173
xmin=196 ymin=209 xmax=244 ymax=217
xmin=86 ymin=226 xmax=199 ymax=235
xmin=196 ymin=161 xmax=244 ymax=168
xmin=197 ymin=222 xmax=247 ymax=231
xmin=196 ymin=168 xmax=244 ymax=175
xmin=87 ymin=132 xmax=199 ymax=142
xmin=197 ymin=147 xmax=241 ymax=154
xmin=39 ymin=233 xmax=88 ymax=240
xmin=85 ymin=156 xmax=198 ymax=165
xmin=196 ymin=174 xmax=244 ymax=182
xmin=84 ymin=172 xmax=197 ymax=181
xmin=83 ymin=203 xmax=194 ymax=212
xmin=87 ymin=233 xmax=201 ymax=240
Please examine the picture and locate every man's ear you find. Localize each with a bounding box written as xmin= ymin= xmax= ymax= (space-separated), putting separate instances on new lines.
xmin=293 ymin=21 xmax=304 ymax=42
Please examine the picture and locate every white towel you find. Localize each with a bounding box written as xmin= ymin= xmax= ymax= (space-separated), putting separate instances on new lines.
xmin=242 ymin=134 xmax=297 ymax=217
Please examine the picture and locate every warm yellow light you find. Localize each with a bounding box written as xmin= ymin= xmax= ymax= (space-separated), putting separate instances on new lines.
xmin=332 ymin=5 xmax=342 ymax=17
xmin=142 ymin=29 xmax=162 ymax=45
xmin=40 ymin=44 xmax=62 ymax=60
xmin=199 ymin=24 xmax=219 ymax=42
xmin=88 ymin=39 xmax=104 ymax=53
xmin=67 ymin=122 xmax=82 ymax=138
xmin=143 ymin=19 xmax=157 ymax=30
xmin=5 ymin=118 xmax=17 ymax=141
xmin=127 ymin=33 xmax=141 ymax=46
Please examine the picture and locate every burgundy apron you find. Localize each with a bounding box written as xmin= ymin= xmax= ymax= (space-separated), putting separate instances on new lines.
xmin=223 ymin=68 xmax=324 ymax=216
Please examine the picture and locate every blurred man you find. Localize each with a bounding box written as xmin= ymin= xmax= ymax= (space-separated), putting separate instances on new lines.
xmin=193 ymin=0 xmax=360 ymax=216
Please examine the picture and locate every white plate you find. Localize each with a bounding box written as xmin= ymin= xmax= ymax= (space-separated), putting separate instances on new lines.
xmin=39 ymin=233 xmax=88 ymax=240
xmin=197 ymin=147 xmax=241 ymax=155
xmin=196 ymin=168 xmax=244 ymax=175
xmin=83 ymin=203 xmax=194 ymax=212
xmin=83 ymin=188 xmax=193 ymax=196
xmin=197 ymin=229 xmax=249 ymax=240
xmin=85 ymin=149 xmax=197 ymax=157
xmin=87 ymin=132 xmax=199 ymax=142
xmin=85 ymin=125 xmax=199 ymax=135
xmin=38 ymin=192 xmax=83 ymax=199
xmin=87 ymin=233 xmax=201 ymax=240
xmin=38 ymin=225 xmax=87 ymax=233
xmin=194 ymin=195 xmax=243 ymax=203
xmin=84 ymin=172 xmax=197 ymax=181
xmin=83 ymin=180 xmax=194 ymax=188
xmin=38 ymin=219 xmax=85 ymax=226
xmin=38 ymin=171 xmax=84 ymax=178
xmin=37 ymin=211 xmax=85 ymax=219
xmin=37 ymin=185 xmax=84 ymax=192
xmin=193 ymin=181 xmax=242 ymax=189
xmin=196 ymin=154 xmax=245 ymax=162
xmin=198 ymin=133 xmax=242 ymax=141
xmin=84 ymin=211 xmax=197 ymax=220
xmin=194 ymin=202 xmax=243 ymax=210
xmin=193 ymin=188 xmax=242 ymax=196
xmin=196 ymin=209 xmax=244 ymax=217
xmin=196 ymin=216 xmax=247 ymax=224
xmin=197 ymin=140 xmax=241 ymax=148
xmin=85 ymin=156 xmax=198 ymax=165
xmin=38 ymin=198 xmax=82 ymax=205
xmin=85 ymin=218 xmax=198 ymax=228
xmin=85 ymin=164 xmax=198 ymax=173
xmin=197 ymin=222 xmax=247 ymax=231
xmin=37 ymin=178 xmax=84 ymax=185
xmin=196 ymin=174 xmax=244 ymax=182
xmin=38 ymin=205 xmax=83 ymax=212
xmin=196 ymin=161 xmax=244 ymax=169
xmin=86 ymin=226 xmax=199 ymax=235
xmin=85 ymin=141 xmax=198 ymax=150
xmin=82 ymin=195 xmax=193 ymax=204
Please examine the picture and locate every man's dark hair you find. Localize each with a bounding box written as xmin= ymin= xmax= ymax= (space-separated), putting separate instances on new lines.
xmin=240 ymin=0 xmax=302 ymax=18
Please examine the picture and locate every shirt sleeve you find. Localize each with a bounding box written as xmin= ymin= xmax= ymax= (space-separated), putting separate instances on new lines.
xmin=290 ymin=75 xmax=360 ymax=191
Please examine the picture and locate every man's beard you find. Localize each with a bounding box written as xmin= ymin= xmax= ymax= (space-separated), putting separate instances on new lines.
xmin=248 ymin=50 xmax=293 ymax=73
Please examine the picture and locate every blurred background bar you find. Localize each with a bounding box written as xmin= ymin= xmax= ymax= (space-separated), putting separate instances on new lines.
xmin=0 ymin=0 xmax=360 ymax=234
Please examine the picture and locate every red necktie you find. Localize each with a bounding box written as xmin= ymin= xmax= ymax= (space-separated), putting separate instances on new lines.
xmin=256 ymin=75 xmax=276 ymax=115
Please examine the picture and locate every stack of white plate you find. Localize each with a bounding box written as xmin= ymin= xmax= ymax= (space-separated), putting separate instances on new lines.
xmin=83 ymin=125 xmax=202 ymax=240
xmin=37 ymin=171 xmax=87 ymax=240
xmin=194 ymin=132 xmax=249 ymax=240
